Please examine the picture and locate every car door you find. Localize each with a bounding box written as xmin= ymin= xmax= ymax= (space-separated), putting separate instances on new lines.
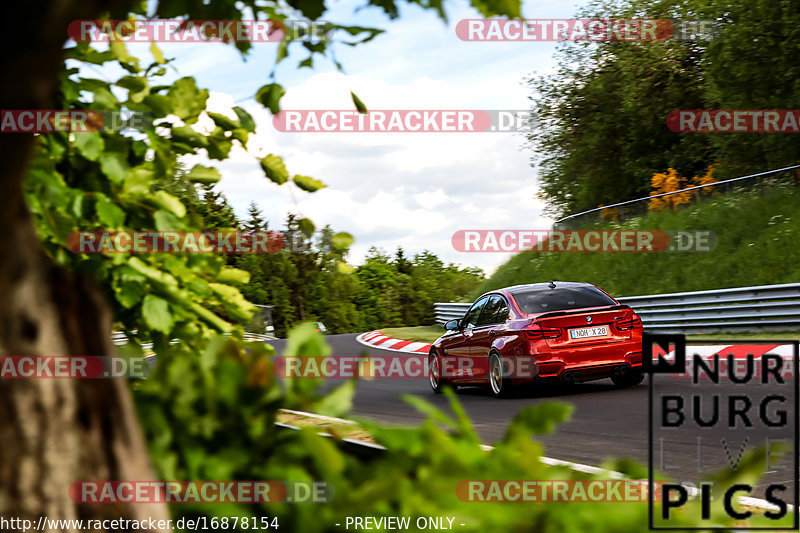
xmin=444 ymin=296 xmax=489 ymax=381
xmin=465 ymin=295 xmax=506 ymax=381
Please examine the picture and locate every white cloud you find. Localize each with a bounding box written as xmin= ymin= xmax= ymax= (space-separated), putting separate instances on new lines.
xmin=197 ymin=68 xmax=555 ymax=274
xmin=414 ymin=188 xmax=448 ymax=209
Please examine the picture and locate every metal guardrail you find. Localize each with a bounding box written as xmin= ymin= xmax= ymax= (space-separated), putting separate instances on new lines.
xmin=433 ymin=303 xmax=473 ymax=324
xmin=434 ymin=282 xmax=800 ymax=333
xmin=111 ymin=330 xmax=276 ymax=349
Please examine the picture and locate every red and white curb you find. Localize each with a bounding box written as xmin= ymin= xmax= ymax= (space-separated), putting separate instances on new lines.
xmin=356 ymin=330 xmax=433 ymax=354
xmin=356 ymin=335 xmax=795 ymax=360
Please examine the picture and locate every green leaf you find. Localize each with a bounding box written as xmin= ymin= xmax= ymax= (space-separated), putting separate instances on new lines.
xmin=469 ymin=0 xmax=522 ymax=19
xmin=142 ymin=294 xmax=174 ymax=334
xmin=170 ymin=125 xmax=208 ymax=148
xmin=276 ymin=39 xmax=289 ymax=64
xmin=117 ymin=76 xmax=148 ymax=93
xmin=350 ymin=91 xmax=368 ymax=114
xmin=168 ymin=77 xmax=209 ymax=123
xmin=230 ymin=128 xmax=249 ymax=146
xmin=109 ymin=40 xmax=139 ymax=70
xmin=116 ymin=280 xmax=145 ymax=308
xmin=142 ymin=94 xmax=172 ymax=117
xmin=153 ymin=210 xmax=183 ymax=231
xmin=505 ymin=402 xmax=573 ymax=440
xmin=333 ymin=24 xmax=384 ymax=43
xmin=92 ymin=87 xmax=118 ymax=109
xmin=255 ymin=83 xmax=285 ymax=114
xmin=66 ymin=45 xmax=114 ymax=65
xmin=298 ymin=217 xmax=315 ymax=237
xmin=99 ymin=152 xmax=129 ymax=183
xmin=209 ymin=283 xmax=257 ymax=322
xmin=403 ymin=395 xmax=458 ymax=429
xmin=208 ymin=112 xmax=239 ymax=131
xmin=185 ymin=164 xmax=221 ymax=184
xmin=122 ymin=167 xmax=152 ymax=196
xmin=207 ymin=127 xmax=232 ymax=160
xmin=314 ymin=380 xmax=355 ymax=417
xmin=217 ymin=267 xmax=250 ymax=285
xmin=150 ymin=190 xmax=186 ymax=218
xmin=444 ymin=387 xmax=479 ymax=442
xmin=332 ymin=232 xmax=355 ymax=249
xmin=303 ymin=41 xmax=326 ymax=53
xmin=233 ymin=106 xmax=256 ymax=132
xmin=150 ymin=41 xmax=166 ymax=64
xmin=73 ymin=132 xmax=104 ymax=161
xmin=291 ymin=0 xmax=326 ymax=20
xmin=95 ymin=193 xmax=125 ymax=227
xmin=336 ymin=260 xmax=354 ymax=274
xmin=216 ymin=358 xmax=247 ymax=409
xmin=127 ymin=257 xmax=179 ymax=289
xmin=292 ymin=175 xmax=326 ymax=192
xmin=71 ymin=194 xmax=87 ymax=219
xmin=260 ymin=154 xmax=289 ymax=184
xmin=117 ymin=76 xmax=149 ymax=102
xmin=298 ymin=430 xmax=345 ymax=479
xmin=284 ymin=322 xmax=331 ymax=358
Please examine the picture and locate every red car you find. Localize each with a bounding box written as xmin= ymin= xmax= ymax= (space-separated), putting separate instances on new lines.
xmin=429 ymin=281 xmax=644 ymax=397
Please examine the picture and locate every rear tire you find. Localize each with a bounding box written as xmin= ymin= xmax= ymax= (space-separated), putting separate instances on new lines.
xmin=611 ymin=369 xmax=644 ymax=387
xmin=489 ymin=352 xmax=514 ymax=398
xmin=429 ymin=351 xmax=450 ymax=394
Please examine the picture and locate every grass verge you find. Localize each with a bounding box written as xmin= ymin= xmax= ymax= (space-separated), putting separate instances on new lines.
xmin=685 ymin=330 xmax=800 ymax=341
xmin=277 ymin=410 xmax=377 ymax=445
xmin=473 ymin=186 xmax=800 ymax=299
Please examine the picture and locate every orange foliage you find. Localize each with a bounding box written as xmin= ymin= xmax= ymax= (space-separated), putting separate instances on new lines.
xmin=648 ymin=165 xmax=717 ymax=211
xmin=694 ymin=164 xmax=718 ymax=190
xmin=598 ymin=204 xmax=621 ymax=222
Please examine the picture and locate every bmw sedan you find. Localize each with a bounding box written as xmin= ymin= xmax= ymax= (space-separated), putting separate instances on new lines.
xmin=429 ymin=281 xmax=644 ymax=397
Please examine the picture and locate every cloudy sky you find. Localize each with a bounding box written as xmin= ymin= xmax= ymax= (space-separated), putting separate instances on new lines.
xmin=126 ymin=0 xmax=589 ymax=274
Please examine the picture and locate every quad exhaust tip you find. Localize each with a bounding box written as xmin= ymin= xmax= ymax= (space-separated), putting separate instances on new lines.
xmin=560 ymin=371 xmax=576 ymax=383
xmin=560 ymin=365 xmax=629 ymax=383
xmin=612 ymin=365 xmax=629 ymax=377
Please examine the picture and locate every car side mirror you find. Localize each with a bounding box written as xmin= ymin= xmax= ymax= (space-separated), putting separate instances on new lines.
xmin=444 ymin=319 xmax=460 ymax=331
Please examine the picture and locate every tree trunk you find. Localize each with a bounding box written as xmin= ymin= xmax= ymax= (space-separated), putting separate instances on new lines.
xmin=0 ymin=1 xmax=169 ymax=530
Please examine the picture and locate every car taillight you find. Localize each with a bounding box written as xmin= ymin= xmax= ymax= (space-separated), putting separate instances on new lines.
xmin=617 ymin=314 xmax=643 ymax=331
xmin=525 ymin=324 xmax=561 ymax=339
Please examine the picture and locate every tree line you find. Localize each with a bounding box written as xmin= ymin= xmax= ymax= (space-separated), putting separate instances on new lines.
xmin=170 ymin=179 xmax=484 ymax=336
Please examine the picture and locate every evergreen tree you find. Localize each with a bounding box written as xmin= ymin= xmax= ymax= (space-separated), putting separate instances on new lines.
xmin=245 ymin=201 xmax=267 ymax=232
xmin=200 ymin=184 xmax=238 ymax=229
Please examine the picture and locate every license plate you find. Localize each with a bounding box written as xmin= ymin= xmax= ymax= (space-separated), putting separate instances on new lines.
xmin=569 ymin=326 xmax=609 ymax=340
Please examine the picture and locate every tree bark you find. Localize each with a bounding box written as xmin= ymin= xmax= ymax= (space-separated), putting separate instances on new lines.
xmin=0 ymin=1 xmax=169 ymax=530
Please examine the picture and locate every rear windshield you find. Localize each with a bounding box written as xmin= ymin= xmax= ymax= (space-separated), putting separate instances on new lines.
xmin=510 ymin=286 xmax=616 ymax=314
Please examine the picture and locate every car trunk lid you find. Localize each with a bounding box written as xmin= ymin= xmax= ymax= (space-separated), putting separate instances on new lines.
xmin=533 ymin=305 xmax=635 ymax=349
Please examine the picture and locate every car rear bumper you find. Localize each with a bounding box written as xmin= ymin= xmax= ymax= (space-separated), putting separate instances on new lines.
xmin=529 ymin=345 xmax=643 ymax=383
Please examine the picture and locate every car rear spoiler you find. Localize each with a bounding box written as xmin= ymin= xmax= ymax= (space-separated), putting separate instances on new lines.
xmin=535 ymin=304 xmax=632 ymax=320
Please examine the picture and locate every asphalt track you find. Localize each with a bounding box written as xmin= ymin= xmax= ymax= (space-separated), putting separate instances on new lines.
xmin=268 ymin=333 xmax=798 ymax=508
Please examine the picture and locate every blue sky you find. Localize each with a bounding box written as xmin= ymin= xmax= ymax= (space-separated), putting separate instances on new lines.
xmin=120 ymin=0 xmax=591 ymax=273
